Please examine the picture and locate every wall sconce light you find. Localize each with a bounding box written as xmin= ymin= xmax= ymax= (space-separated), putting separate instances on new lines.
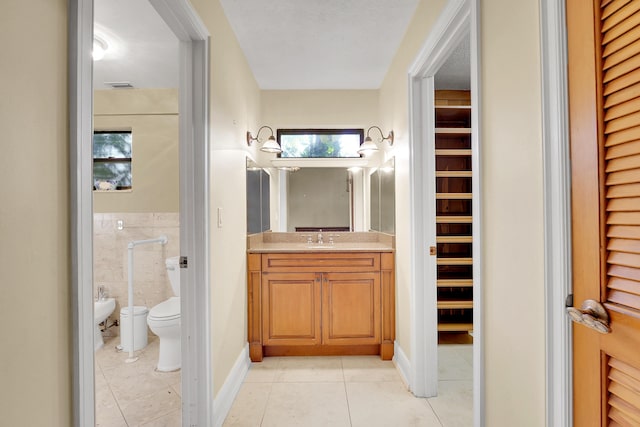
xmin=247 ymin=126 xmax=281 ymax=153
xmin=93 ymin=36 xmax=109 ymax=61
xmin=358 ymin=126 xmax=394 ymax=154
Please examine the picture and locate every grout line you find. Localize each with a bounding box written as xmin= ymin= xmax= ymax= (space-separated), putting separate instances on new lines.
xmin=424 ymin=397 xmax=445 ymax=427
xmin=340 ymin=357 xmax=354 ymax=427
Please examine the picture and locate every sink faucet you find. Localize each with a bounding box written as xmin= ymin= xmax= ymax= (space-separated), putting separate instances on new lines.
xmin=317 ymin=229 xmax=323 ymax=244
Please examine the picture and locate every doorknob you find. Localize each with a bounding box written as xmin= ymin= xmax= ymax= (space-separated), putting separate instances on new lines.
xmin=566 ymin=299 xmax=611 ymax=334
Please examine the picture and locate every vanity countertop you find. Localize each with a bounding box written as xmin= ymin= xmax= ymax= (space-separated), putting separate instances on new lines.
xmin=247 ymin=241 xmax=394 ymax=253
xmin=247 ymin=232 xmax=395 ymax=253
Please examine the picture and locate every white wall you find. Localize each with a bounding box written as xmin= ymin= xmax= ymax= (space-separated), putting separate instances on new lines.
xmin=0 ymin=0 xmax=71 ymax=425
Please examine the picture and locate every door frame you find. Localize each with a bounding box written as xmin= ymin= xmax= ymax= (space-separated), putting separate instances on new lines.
xmin=69 ymin=1 xmax=211 ymax=426
xmin=539 ymin=0 xmax=573 ymax=426
xmin=407 ymin=0 xmax=482 ymax=424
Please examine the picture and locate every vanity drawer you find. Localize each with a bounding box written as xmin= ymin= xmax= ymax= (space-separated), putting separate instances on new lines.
xmin=262 ymin=252 xmax=380 ymax=273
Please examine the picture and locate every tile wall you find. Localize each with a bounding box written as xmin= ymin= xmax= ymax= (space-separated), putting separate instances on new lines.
xmin=93 ymin=212 xmax=180 ymax=339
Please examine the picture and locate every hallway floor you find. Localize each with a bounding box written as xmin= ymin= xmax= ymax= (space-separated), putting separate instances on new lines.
xmin=223 ymin=344 xmax=472 ymax=427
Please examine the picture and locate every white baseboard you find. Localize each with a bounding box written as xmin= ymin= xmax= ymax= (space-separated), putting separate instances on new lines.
xmin=393 ymin=341 xmax=411 ymax=390
xmin=212 ymin=344 xmax=251 ymax=427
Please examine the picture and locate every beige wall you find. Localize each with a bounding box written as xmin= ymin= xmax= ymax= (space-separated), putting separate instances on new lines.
xmin=189 ymin=0 xmax=262 ymax=397
xmin=2 ymin=0 xmax=549 ymax=424
xmin=378 ymin=0 xmax=447 ymax=363
xmin=93 ymin=89 xmax=179 ymax=213
xmin=379 ymin=0 xmax=546 ymax=425
xmin=0 ymin=0 xmax=71 ymax=425
xmin=480 ymin=0 xmax=545 ymax=424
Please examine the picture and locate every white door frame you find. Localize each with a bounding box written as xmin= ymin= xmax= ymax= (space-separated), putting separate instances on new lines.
xmin=540 ymin=0 xmax=572 ymax=425
xmin=69 ymin=1 xmax=211 ymax=426
xmin=407 ymin=0 xmax=483 ymax=425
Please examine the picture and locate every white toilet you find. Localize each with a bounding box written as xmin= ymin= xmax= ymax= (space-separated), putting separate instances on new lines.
xmin=147 ymin=256 xmax=181 ymax=371
xmin=94 ymin=297 xmax=116 ymax=351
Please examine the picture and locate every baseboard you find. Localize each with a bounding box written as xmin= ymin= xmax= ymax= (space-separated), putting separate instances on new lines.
xmin=393 ymin=341 xmax=411 ymax=390
xmin=212 ymin=344 xmax=251 ymax=427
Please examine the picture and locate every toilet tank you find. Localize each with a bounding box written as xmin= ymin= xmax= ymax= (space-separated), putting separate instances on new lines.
xmin=165 ymin=256 xmax=180 ymax=296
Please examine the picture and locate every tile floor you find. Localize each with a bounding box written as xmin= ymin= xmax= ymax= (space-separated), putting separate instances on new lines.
xmin=94 ymin=341 xmax=472 ymax=427
xmin=95 ymin=336 xmax=182 ymax=427
xmin=224 ymin=344 xmax=473 ymax=427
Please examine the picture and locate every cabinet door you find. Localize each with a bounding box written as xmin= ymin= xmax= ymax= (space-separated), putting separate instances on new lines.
xmin=322 ymin=272 xmax=381 ymax=345
xmin=262 ymin=272 xmax=321 ymax=346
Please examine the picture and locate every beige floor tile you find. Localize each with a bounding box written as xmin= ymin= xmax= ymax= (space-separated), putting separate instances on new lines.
xmin=223 ymin=382 xmax=272 ymax=426
xmin=456 ymin=345 xmax=473 ymax=367
xmin=427 ymin=380 xmax=473 ymax=427
xmin=95 ymin=411 xmax=128 ymax=427
xmin=103 ymin=360 xmax=169 ymax=403
xmin=346 ymin=381 xmax=442 ymax=427
xmin=262 ymin=382 xmax=350 ymax=427
xmin=140 ymin=408 xmax=182 ymax=426
xmin=119 ymin=387 xmax=182 ymax=426
xmin=244 ymin=356 xmax=283 ymax=383
xmin=438 ymin=346 xmax=472 ymax=381
xmin=342 ymin=355 xmax=399 ymax=382
xmin=273 ymin=356 xmax=344 ymax=383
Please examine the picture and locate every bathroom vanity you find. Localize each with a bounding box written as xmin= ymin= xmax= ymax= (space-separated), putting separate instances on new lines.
xmin=247 ymin=232 xmax=395 ymax=362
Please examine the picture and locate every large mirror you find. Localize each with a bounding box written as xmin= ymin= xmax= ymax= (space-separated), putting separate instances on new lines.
xmin=369 ymin=158 xmax=395 ymax=233
xmin=246 ymin=158 xmax=394 ymax=234
xmin=246 ymin=159 xmax=271 ymax=233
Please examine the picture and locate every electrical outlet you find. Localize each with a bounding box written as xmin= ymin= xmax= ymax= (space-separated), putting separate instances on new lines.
xmin=116 ymin=220 xmax=124 ymax=230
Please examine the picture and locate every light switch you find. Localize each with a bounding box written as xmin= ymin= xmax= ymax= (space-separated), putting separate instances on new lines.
xmin=217 ymin=208 xmax=223 ymax=228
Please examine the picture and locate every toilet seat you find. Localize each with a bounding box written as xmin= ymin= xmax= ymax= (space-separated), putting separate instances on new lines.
xmin=148 ymin=296 xmax=180 ymax=321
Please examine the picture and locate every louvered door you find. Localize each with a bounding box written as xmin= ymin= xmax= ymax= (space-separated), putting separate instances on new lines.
xmin=568 ymin=0 xmax=640 ymax=425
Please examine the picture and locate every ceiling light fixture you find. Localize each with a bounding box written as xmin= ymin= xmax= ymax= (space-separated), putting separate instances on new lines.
xmin=247 ymin=126 xmax=281 ymax=153
xmin=358 ymin=126 xmax=394 ymax=155
xmin=93 ymin=36 xmax=109 ymax=61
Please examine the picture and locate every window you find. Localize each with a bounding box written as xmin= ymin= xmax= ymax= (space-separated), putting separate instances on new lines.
xmin=277 ymin=129 xmax=363 ymax=158
xmin=93 ymin=131 xmax=132 ymax=190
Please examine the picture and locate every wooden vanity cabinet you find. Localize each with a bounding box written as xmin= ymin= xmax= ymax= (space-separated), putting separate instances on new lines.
xmin=248 ymin=251 xmax=394 ymax=362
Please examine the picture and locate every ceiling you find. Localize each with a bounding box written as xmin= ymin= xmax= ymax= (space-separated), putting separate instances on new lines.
xmin=93 ymin=0 xmax=469 ymax=91
xmin=93 ymin=0 xmax=179 ymax=90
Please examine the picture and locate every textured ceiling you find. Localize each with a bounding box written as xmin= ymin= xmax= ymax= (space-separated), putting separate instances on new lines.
xmin=435 ymin=36 xmax=471 ymax=90
xmin=219 ymin=0 xmax=420 ymax=89
xmin=93 ymin=0 xmax=469 ymax=92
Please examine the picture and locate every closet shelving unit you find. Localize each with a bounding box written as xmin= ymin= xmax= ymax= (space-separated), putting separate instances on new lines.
xmin=434 ymin=90 xmax=473 ymax=335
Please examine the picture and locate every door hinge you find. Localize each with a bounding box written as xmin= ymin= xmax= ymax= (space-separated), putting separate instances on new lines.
xmin=565 ymin=293 xmax=573 ymax=307
xmin=179 ymin=256 xmax=188 ymax=269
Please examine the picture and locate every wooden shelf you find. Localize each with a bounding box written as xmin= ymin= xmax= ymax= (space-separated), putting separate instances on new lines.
xmin=437 ymin=279 xmax=473 ymax=287
xmin=437 ymin=257 xmax=473 ymax=266
xmin=436 ymin=192 xmax=472 ymax=199
xmin=435 ymin=90 xmax=473 ymax=335
xmin=438 ymin=300 xmax=474 ymax=309
xmin=438 ymin=323 xmax=474 ymax=332
xmin=435 ymin=149 xmax=472 ymax=156
xmin=436 ymin=216 xmax=472 ymax=223
xmin=435 ymin=128 xmax=472 ymax=134
xmin=436 ymin=236 xmax=472 ymax=243
xmin=436 ymin=171 xmax=472 ymax=178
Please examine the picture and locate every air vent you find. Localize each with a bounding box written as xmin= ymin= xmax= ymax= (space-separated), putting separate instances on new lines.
xmin=104 ymin=81 xmax=134 ymax=89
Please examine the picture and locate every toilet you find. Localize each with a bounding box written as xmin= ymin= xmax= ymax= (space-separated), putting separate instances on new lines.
xmin=94 ymin=297 xmax=116 ymax=351
xmin=147 ymin=256 xmax=181 ymax=371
